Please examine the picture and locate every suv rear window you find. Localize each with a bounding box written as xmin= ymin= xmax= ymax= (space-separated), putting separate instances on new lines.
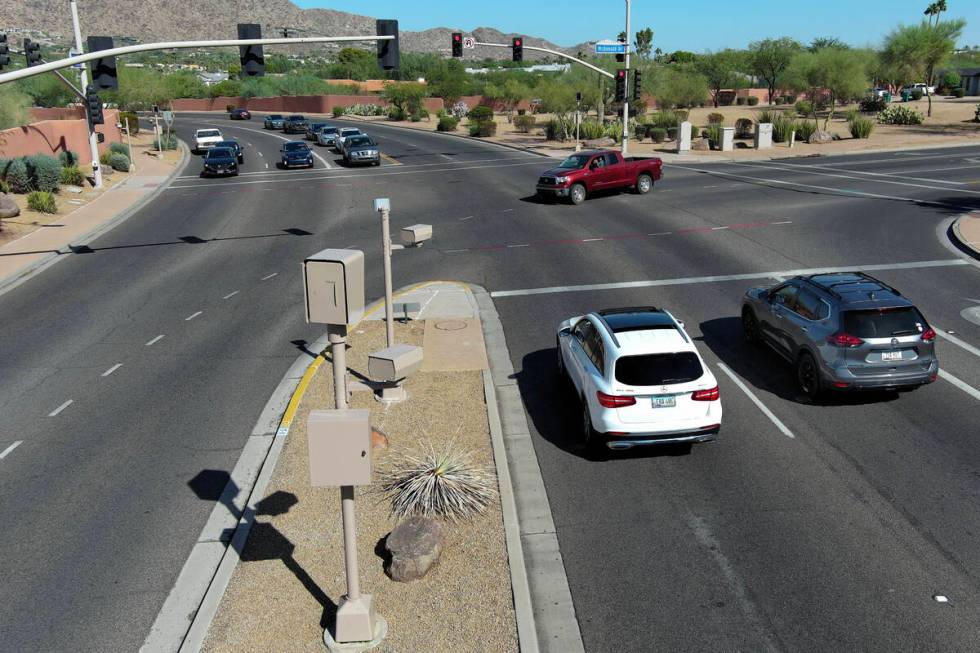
xmin=615 ymin=353 xmax=703 ymax=386
xmin=842 ymin=307 xmax=926 ymax=338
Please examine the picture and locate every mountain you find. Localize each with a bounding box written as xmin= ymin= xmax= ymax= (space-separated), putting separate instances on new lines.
xmin=0 ymin=0 xmax=581 ymax=60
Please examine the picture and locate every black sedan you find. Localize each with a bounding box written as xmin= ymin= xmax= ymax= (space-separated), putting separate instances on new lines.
xmin=283 ymin=115 xmax=309 ymax=134
xmin=280 ymin=141 xmax=314 ymax=168
xmin=229 ymin=108 xmax=251 ymax=120
xmin=214 ymin=139 xmax=244 ymax=164
xmin=202 ymin=147 xmax=239 ymax=176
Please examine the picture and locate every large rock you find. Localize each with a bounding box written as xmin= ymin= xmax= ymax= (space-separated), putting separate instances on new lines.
xmin=692 ymin=137 xmax=710 ymax=151
xmin=384 ymin=516 xmax=445 ymax=582
xmin=583 ymin=137 xmax=616 ymax=148
xmin=808 ymin=130 xmax=834 ymax=145
xmin=0 ymin=193 xmax=20 ymax=219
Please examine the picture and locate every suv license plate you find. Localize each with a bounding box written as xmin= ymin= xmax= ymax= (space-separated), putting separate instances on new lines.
xmin=652 ymin=395 xmax=676 ymax=408
xmin=882 ymin=351 xmax=903 ymax=361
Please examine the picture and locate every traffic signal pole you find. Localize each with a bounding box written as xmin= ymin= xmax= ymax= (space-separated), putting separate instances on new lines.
xmin=70 ymin=0 xmax=102 ymax=189
xmin=622 ymin=0 xmax=631 ymax=156
xmin=472 ymin=41 xmax=615 ymax=79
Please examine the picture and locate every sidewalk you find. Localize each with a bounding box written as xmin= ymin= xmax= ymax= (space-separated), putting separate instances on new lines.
xmin=0 ymin=141 xmax=187 ymax=295
xmin=951 ymin=212 xmax=980 ymax=260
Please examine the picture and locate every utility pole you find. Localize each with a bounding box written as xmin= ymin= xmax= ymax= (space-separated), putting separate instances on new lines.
xmin=621 ymin=0 xmax=631 ymax=157
xmin=376 ymin=198 xmax=395 ymax=348
xmin=69 ymin=0 xmax=102 ymax=189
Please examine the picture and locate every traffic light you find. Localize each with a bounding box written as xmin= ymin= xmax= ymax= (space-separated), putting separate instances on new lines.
xmin=24 ymin=39 xmax=41 ymax=67
xmin=451 ymin=32 xmax=463 ymax=58
xmin=237 ymin=23 xmax=265 ymax=77
xmin=615 ymin=69 xmax=627 ymax=102
xmin=512 ymin=37 xmax=523 ymax=62
xmin=376 ymin=19 xmax=399 ymax=70
xmin=87 ymin=36 xmax=117 ymax=91
xmin=632 ymin=69 xmax=642 ymax=101
xmin=616 ymin=39 xmax=626 ymax=63
xmin=0 ymin=34 xmax=10 ymax=70
xmin=85 ymin=85 xmax=104 ymax=126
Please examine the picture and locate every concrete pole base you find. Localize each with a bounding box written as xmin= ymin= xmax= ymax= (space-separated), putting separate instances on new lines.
xmin=324 ymin=605 xmax=387 ymax=652
xmin=374 ymin=383 xmax=407 ymax=405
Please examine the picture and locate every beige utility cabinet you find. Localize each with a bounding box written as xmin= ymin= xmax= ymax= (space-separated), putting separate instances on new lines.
xmin=303 ymin=248 xmax=364 ymax=326
xmin=308 ymin=409 xmax=372 ymax=487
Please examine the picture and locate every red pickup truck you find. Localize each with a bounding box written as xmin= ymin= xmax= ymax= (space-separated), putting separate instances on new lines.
xmin=536 ymin=150 xmax=663 ymax=205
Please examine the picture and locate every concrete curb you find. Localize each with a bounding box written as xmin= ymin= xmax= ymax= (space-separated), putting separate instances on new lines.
xmin=0 ymin=139 xmax=191 ymax=299
xmin=471 ymin=285 xmax=585 ymax=653
xmin=948 ymin=214 xmax=980 ymax=262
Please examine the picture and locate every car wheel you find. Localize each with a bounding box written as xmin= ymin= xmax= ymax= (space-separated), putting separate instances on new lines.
xmin=570 ymin=183 xmax=587 ymax=205
xmin=742 ymin=307 xmax=762 ymax=344
xmin=635 ymin=173 xmax=653 ymax=194
xmin=797 ymin=352 xmax=823 ymax=401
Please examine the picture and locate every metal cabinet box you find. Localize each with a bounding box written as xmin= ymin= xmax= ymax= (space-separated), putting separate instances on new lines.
xmin=308 ymin=409 xmax=372 ymax=487
xmin=368 ymin=344 xmax=423 ymax=381
xmin=400 ymin=224 xmax=432 ymax=247
xmin=303 ymin=249 xmax=364 ymax=326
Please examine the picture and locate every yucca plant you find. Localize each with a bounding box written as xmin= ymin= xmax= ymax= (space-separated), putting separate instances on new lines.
xmin=378 ymin=442 xmax=497 ymax=522
xmin=849 ymin=116 xmax=875 ymax=139
xmin=756 ymin=109 xmax=777 ymax=125
xmin=578 ymin=119 xmax=605 ymax=140
xmin=772 ymin=116 xmax=797 ymax=143
xmin=795 ymin=120 xmax=817 ymax=142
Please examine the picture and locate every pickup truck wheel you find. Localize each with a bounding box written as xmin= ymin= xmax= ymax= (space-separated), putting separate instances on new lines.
xmin=570 ymin=183 xmax=587 ymax=205
xmin=636 ymin=173 xmax=653 ymax=194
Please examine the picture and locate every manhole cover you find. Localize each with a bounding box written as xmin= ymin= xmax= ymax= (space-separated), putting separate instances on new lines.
xmin=435 ymin=320 xmax=467 ymax=331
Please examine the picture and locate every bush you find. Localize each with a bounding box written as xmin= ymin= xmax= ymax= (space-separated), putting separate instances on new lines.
xmin=844 ymin=109 xmax=859 ymax=123
xmin=649 ymin=127 xmax=667 ymax=143
xmin=99 ymin=151 xmax=113 ymax=166
xmin=772 ymin=116 xmax=797 ymax=143
xmin=756 ymin=110 xmax=777 ymax=124
xmin=648 ymin=110 xmax=679 ymax=129
xmin=736 ymin=97 xmax=747 ymax=106
xmin=735 ymin=118 xmax=754 ymax=138
xmin=109 ymin=152 xmax=131 ymax=172
xmin=707 ymin=112 xmax=724 ymax=125
xmin=387 ymin=106 xmax=405 ymax=121
xmin=4 ymin=158 xmax=30 ymax=193
xmin=437 ymin=116 xmax=459 ymax=132
xmin=58 ymin=150 xmax=81 ymax=167
xmin=878 ymin=106 xmax=924 ymax=125
xmin=911 ymin=88 xmax=924 ymax=101
xmin=450 ymin=101 xmax=469 ymax=119
xmin=436 ymin=108 xmax=447 ymax=119
xmin=747 ymin=97 xmax=759 ymax=106
xmin=417 ymin=108 xmax=429 ymax=121
xmin=953 ymin=88 xmax=965 ymax=98
xmin=795 ymin=100 xmax=814 ymax=116
xmin=467 ymin=105 xmax=494 ymax=123
xmin=774 ymin=96 xmax=785 ymax=105
xmin=110 ymin=142 xmax=130 ymax=158
xmin=118 ymin=111 xmax=139 ymax=135
xmin=785 ymin=95 xmax=798 ymax=103
xmin=706 ymin=124 xmax=722 ymax=148
xmin=27 ymin=190 xmax=57 ymax=214
xmin=410 ymin=112 xmax=422 ymax=122
xmin=60 ymin=165 xmax=85 ymax=186
xmin=25 ymin=154 xmax=62 ymax=193
xmin=666 ymin=126 xmax=678 ymax=140
xmin=225 ymin=104 xmax=235 ymax=113
xmin=0 ymin=179 xmax=8 ymax=194
xmin=849 ymin=116 xmax=875 ymax=139
xmin=633 ymin=123 xmax=647 ymax=141
xmin=332 ymin=106 xmax=345 ymax=118
xmin=942 ymin=71 xmax=961 ymax=91
xmin=796 ymin=120 xmax=817 ymax=142
xmin=153 ymin=133 xmax=178 ymax=150
xmin=860 ymin=96 xmax=887 ymax=113
xmin=513 ymin=114 xmax=536 ymax=133
xmin=578 ymin=119 xmax=605 ymax=140
xmin=477 ymin=120 xmax=497 ymax=137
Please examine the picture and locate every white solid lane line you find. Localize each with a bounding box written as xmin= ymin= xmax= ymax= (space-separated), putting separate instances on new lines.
xmin=257 ymin=151 xmax=264 ymax=157
xmin=101 ymin=363 xmax=123 ymax=377
xmin=48 ymin=400 xmax=73 ymax=417
xmin=145 ymin=334 xmax=165 ymax=346
xmin=185 ymin=311 xmax=203 ymax=321
xmin=754 ymin=160 xmax=967 ymax=185
xmin=934 ymin=327 xmax=980 ymax=359
xmin=938 ymin=369 xmax=980 ymax=401
xmin=222 ymin=290 xmax=240 ymax=299
xmin=0 ymin=441 xmax=23 ymax=459
xmin=261 ymin=272 xmax=278 ymax=281
xmin=716 ymin=363 xmax=796 ymax=439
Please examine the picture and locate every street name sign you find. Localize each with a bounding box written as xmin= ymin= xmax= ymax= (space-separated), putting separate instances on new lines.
xmin=595 ymin=40 xmax=627 ymax=54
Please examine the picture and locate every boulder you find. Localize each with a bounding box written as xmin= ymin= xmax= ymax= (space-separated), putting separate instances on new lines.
xmin=692 ymin=137 xmax=710 ymax=151
xmin=63 ymin=185 xmax=84 ymax=194
xmin=0 ymin=193 xmax=20 ymax=219
xmin=808 ymin=130 xmax=834 ymax=145
xmin=371 ymin=427 xmax=389 ymax=451
xmin=583 ymin=137 xmax=616 ymax=148
xmin=384 ymin=516 xmax=445 ymax=582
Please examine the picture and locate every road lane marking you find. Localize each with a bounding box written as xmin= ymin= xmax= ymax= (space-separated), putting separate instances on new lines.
xmin=490 ymin=259 xmax=970 ymax=298
xmin=712 ymin=226 xmax=729 ymax=230
xmin=257 ymin=151 xmax=263 ymax=157
xmin=261 ymin=272 xmax=278 ymax=281
xmin=222 ymin=291 xmax=239 ymax=299
xmin=716 ymin=363 xmax=795 ymax=438
xmin=772 ymin=220 xmax=792 ymax=225
xmin=582 ymin=238 xmax=604 ymax=242
xmin=101 ymin=363 xmax=123 ymax=377
xmin=501 ymin=208 xmax=514 ymax=213
xmin=459 ymin=215 xmax=475 ymax=221
xmin=0 ymin=441 xmax=23 ymax=459
xmin=507 ymin=244 xmax=530 ymax=248
xmin=185 ymin=311 xmax=203 ymax=321
xmin=938 ymin=369 xmax=980 ymax=401
xmin=934 ymin=328 xmax=980 ymax=359
xmin=648 ymin=232 xmax=672 ymax=236
xmin=145 ymin=334 xmax=165 ymax=346
xmin=48 ymin=400 xmax=73 ymax=417
xmin=197 ymin=121 xmax=331 ymax=168
xmin=264 ymin=163 xmax=269 ymax=169
xmin=763 ymin=160 xmax=968 ymax=185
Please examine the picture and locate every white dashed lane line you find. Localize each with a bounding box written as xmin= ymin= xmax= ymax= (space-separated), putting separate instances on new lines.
xmin=48 ymin=400 xmax=73 ymax=417
xmin=261 ymin=272 xmax=278 ymax=281
xmin=938 ymin=370 xmax=980 ymax=401
xmin=101 ymin=363 xmax=123 ymax=377
xmin=222 ymin=291 xmax=240 ymax=299
xmin=0 ymin=441 xmax=23 ymax=460
xmin=145 ymin=335 xmax=165 ymax=346
xmin=185 ymin=311 xmax=203 ymax=321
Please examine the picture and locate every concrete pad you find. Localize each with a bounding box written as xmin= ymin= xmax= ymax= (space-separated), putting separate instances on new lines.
xmin=421 ymin=317 xmax=489 ymax=371
xmin=365 ymin=283 xmax=478 ymax=322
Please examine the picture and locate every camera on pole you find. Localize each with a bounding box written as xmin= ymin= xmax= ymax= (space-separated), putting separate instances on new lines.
xmin=0 ymin=34 xmax=10 ymax=70
xmin=632 ymin=69 xmax=642 ymax=101
xmin=87 ymin=36 xmax=118 ymax=91
xmin=512 ymin=37 xmax=523 ymax=62
xmin=237 ymin=23 xmax=265 ymax=77
xmin=85 ymin=85 xmax=104 ymax=126
xmin=376 ymin=19 xmax=399 ymax=70
xmin=451 ymin=32 xmax=463 ymax=58
xmin=615 ymin=68 xmax=627 ymax=102
xmin=24 ymin=39 xmax=42 ymax=67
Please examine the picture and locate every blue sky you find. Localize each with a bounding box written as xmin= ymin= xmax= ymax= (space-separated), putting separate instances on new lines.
xmin=294 ymin=1 xmax=979 ymax=52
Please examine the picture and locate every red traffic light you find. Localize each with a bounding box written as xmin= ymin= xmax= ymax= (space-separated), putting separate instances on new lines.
xmin=617 ymin=69 xmax=626 ymax=78
xmin=454 ymin=34 xmax=461 ymax=41
xmin=514 ymin=38 xmax=522 ymax=46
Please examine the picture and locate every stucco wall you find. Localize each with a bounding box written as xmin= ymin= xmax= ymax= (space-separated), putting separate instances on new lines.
xmin=171 ymin=95 xmax=444 ymax=114
xmin=0 ymin=110 xmax=122 ymax=164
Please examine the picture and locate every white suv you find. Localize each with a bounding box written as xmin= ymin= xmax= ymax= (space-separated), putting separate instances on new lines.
xmin=557 ymin=307 xmax=722 ymax=452
xmin=194 ymin=129 xmax=223 ymax=153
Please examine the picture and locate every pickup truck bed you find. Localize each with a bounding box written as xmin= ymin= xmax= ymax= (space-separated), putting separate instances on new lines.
xmin=536 ymin=149 xmax=663 ymax=205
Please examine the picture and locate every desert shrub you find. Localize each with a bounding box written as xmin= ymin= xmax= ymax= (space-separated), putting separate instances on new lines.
xmin=735 ymin=118 xmax=754 ymax=138
xmin=387 ymin=106 xmax=405 ymax=121
xmin=706 ymin=112 xmax=724 ymax=124
xmin=58 ymin=150 xmax=81 ymax=167
xmin=4 ymin=158 xmax=30 ymax=193
xmin=849 ymin=116 xmax=875 ymax=139
xmin=417 ymin=108 xmax=429 ymax=121
xmin=844 ymin=109 xmax=859 ymax=123
xmin=706 ymin=123 xmax=722 ymax=148
xmin=153 ymin=133 xmax=178 ymax=150
xmin=0 ymin=158 xmax=9 ymax=178
xmin=878 ymin=106 xmax=924 ymax=125
xmin=60 ymin=165 xmax=85 ymax=186
xmin=756 ymin=109 xmax=777 ymax=124
xmin=772 ymin=116 xmax=797 ymax=143
xmin=109 ymin=142 xmax=130 ymax=158
xmin=99 ymin=151 xmax=113 ymax=166
xmin=774 ymin=96 xmax=785 ymax=105
xmin=648 ymin=110 xmax=678 ymax=129
xmin=332 ymin=106 xmax=344 ymax=117
xmin=674 ymin=109 xmax=689 ymax=122
xmin=747 ymin=97 xmax=759 ymax=106
xmin=477 ymin=120 xmax=497 ymax=137
xmin=666 ymin=126 xmax=678 ymax=140
xmin=0 ymin=179 xmax=8 ymax=194
xmin=578 ymin=119 xmax=605 ymax=140
xmin=604 ymin=120 xmax=623 ymax=143
xmin=27 ymin=190 xmax=57 ymax=214
xmin=953 ymin=88 xmax=965 ymax=98
xmin=736 ymin=97 xmax=747 ymax=106
xmin=409 ymin=112 xmax=422 ymax=122
xmin=118 ymin=111 xmax=139 ymax=135
xmin=437 ymin=116 xmax=459 ymax=131
xmin=785 ymin=94 xmax=798 ymax=103
xmin=796 ymin=120 xmax=817 ymax=142
xmin=794 ymin=100 xmax=814 ymax=116
xmin=911 ymin=88 xmax=924 ymax=101
xmin=467 ymin=105 xmax=494 ymax=123
xmin=860 ymin=96 xmax=888 ymax=113
xmin=513 ymin=114 xmax=536 ymax=133
xmin=25 ymin=154 xmax=62 ymax=193
xmin=450 ymin=100 xmax=469 ymax=119
xmin=649 ymin=127 xmax=667 ymax=143
xmin=633 ymin=123 xmax=647 ymax=141
xmin=225 ymin=104 xmax=235 ymax=113
xmin=436 ymin=108 xmax=447 ymax=118
xmin=109 ymin=152 xmax=131 ymax=172
xmin=942 ymin=71 xmax=961 ymax=92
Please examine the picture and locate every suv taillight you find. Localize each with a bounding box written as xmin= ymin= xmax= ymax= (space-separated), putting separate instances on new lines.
xmin=921 ymin=327 xmax=936 ymax=342
xmin=827 ymin=332 xmax=864 ymax=347
xmin=692 ymin=386 xmax=720 ymax=401
xmin=597 ymin=392 xmax=636 ymax=408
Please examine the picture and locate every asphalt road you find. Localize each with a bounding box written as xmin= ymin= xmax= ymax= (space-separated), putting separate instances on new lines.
xmin=0 ymin=113 xmax=978 ymax=652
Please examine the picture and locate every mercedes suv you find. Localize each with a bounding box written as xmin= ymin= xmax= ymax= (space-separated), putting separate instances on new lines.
xmin=741 ymin=272 xmax=938 ymax=399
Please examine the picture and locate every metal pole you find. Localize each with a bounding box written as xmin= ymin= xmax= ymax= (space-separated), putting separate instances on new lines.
xmin=380 ymin=207 xmax=395 ymax=348
xmin=622 ymin=0 xmax=631 ymax=157
xmin=329 ymin=326 xmax=349 ymax=410
xmin=70 ymin=0 xmax=102 ymax=189
xmin=125 ymin=122 xmax=133 ymax=171
xmin=340 ymin=485 xmax=360 ymax=601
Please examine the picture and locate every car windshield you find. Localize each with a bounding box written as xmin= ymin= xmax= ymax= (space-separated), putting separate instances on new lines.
xmin=215 ymin=141 xmax=237 ymax=149
xmin=348 ymin=137 xmax=373 ymax=147
xmin=288 ymin=115 xmax=304 ymax=120
xmin=842 ymin=307 xmax=926 ymax=338
xmin=321 ymin=127 xmax=338 ymax=135
xmin=268 ymin=114 xmax=283 ymax=120
xmin=197 ymin=130 xmax=220 ymax=138
xmin=557 ymin=154 xmax=591 ymax=170
xmin=284 ymin=143 xmax=308 ymax=152
xmin=615 ymin=353 xmax=704 ymax=386
xmin=341 ymin=129 xmax=360 ymax=136
xmin=207 ymin=148 xmax=233 ymax=159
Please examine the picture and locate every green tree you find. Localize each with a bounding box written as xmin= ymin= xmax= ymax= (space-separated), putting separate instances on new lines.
xmin=809 ymin=37 xmax=850 ymax=52
xmin=634 ymin=28 xmax=654 ymax=59
xmin=0 ymin=85 xmax=32 ymax=130
xmin=16 ymin=72 xmax=80 ymax=108
xmin=500 ymin=78 xmax=530 ymax=121
xmin=696 ymin=50 xmax=746 ymax=107
xmin=748 ymin=37 xmax=803 ymax=104
xmin=882 ymin=19 xmax=965 ymax=116
xmin=382 ymin=82 xmax=427 ymax=115
xmin=786 ymin=49 xmax=869 ymax=128
xmin=668 ymin=51 xmax=698 ymax=64
xmin=652 ymin=65 xmax=709 ymax=109
xmin=924 ymin=0 xmax=948 ymax=27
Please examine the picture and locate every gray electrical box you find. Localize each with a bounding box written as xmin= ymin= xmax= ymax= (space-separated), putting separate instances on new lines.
xmin=368 ymin=344 xmax=423 ymax=382
xmin=400 ymin=224 xmax=433 ymax=247
xmin=303 ymin=248 xmax=365 ymax=326
xmin=308 ymin=409 xmax=372 ymax=487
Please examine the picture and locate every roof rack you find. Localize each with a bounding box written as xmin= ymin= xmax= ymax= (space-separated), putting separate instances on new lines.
xmin=597 ymin=306 xmax=661 ymax=316
xmin=804 ymin=272 xmax=901 ymax=299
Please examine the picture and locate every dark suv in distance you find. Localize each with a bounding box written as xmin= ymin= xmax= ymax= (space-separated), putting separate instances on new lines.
xmin=282 ymin=115 xmax=309 ymax=134
xmin=741 ymin=272 xmax=938 ymax=399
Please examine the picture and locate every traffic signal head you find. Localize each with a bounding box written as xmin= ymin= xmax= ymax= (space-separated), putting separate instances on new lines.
xmin=632 ymin=69 xmax=642 ymax=101
xmin=85 ymin=85 xmax=104 ymax=126
xmin=237 ymin=23 xmax=265 ymax=77
xmin=452 ymin=32 xmax=463 ymax=58
xmin=0 ymin=34 xmax=10 ymax=70
xmin=377 ymin=19 xmax=400 ymax=70
xmin=24 ymin=39 xmax=41 ymax=67
xmin=87 ymin=36 xmax=118 ymax=91
xmin=615 ymin=68 xmax=627 ymax=102
xmin=512 ymin=37 xmax=523 ymax=62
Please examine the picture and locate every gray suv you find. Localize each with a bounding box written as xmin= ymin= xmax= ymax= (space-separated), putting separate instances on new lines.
xmin=741 ymin=272 xmax=938 ymax=398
